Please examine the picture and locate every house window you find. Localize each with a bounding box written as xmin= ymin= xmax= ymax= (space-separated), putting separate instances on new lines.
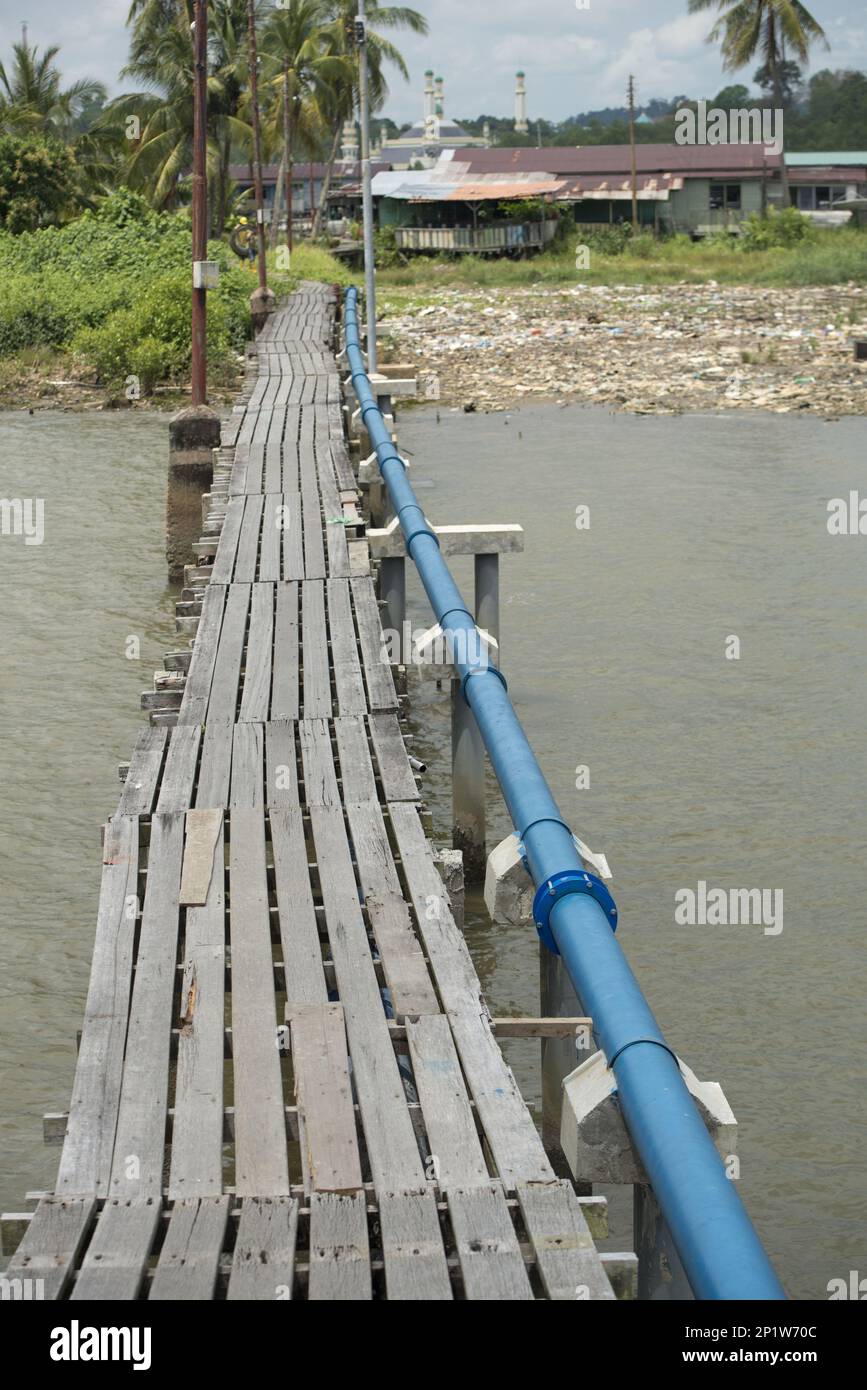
xmin=709 ymin=183 xmax=742 ymax=211
xmin=794 ymin=185 xmax=849 ymax=210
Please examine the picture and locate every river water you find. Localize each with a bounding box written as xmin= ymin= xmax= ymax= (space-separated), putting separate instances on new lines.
xmin=1 ymin=404 xmax=864 ymax=1299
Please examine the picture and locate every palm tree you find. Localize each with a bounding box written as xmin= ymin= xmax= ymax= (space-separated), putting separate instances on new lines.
xmin=311 ymin=2 xmax=428 ymax=238
xmin=112 ymin=0 xmax=249 ymax=226
xmin=0 ymin=42 xmax=106 ymax=141
xmin=261 ymin=0 xmax=351 ymax=251
xmin=688 ymin=0 xmax=828 ymax=203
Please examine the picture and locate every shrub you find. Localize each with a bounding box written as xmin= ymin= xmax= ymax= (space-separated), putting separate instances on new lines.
xmin=739 ymin=206 xmax=817 ymax=250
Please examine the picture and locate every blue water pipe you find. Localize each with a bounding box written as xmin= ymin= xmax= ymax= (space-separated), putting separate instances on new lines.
xmin=343 ymin=285 xmax=785 ymax=1301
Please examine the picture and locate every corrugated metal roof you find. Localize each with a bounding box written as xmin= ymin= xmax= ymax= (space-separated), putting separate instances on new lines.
xmin=446 ymin=143 xmax=780 ymax=176
xmin=786 ymin=152 xmax=867 ymax=166
xmin=372 ymin=168 xmax=564 ymax=202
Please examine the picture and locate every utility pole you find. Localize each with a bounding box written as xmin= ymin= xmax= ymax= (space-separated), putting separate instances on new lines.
xmin=627 ymin=74 xmax=639 ymax=233
xmin=247 ymin=0 xmax=275 ymax=331
xmin=191 ymin=0 xmax=208 ymax=406
xmin=356 ymin=3 xmax=377 ymax=372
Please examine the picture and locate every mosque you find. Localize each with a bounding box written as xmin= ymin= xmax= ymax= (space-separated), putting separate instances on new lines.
xmin=340 ymin=70 xmax=531 ymax=170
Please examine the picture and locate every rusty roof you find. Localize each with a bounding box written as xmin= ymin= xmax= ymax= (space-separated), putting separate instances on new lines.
xmin=444 ymin=143 xmax=781 ymax=177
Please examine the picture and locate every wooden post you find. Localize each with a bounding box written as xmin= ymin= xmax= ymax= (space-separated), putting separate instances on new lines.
xmin=627 ymin=75 xmax=639 ymax=233
xmin=168 ymin=0 xmax=220 ymax=582
xmin=191 ymin=0 xmax=208 ymax=406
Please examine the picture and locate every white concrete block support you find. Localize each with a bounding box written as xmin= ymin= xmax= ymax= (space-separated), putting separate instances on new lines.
xmin=561 ymin=1049 xmax=738 ymax=1300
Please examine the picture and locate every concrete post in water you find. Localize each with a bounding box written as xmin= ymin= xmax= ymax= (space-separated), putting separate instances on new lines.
xmin=379 ymin=557 xmax=405 ymax=640
xmin=451 ymin=680 xmax=486 ymax=878
xmin=474 ymin=553 xmax=500 ymax=652
xmin=167 ymin=410 xmax=220 ymax=582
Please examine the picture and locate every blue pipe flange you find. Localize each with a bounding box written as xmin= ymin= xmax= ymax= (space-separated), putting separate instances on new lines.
xmin=460 ymin=663 xmax=508 ymax=703
xmin=532 ymin=869 xmax=618 ymax=954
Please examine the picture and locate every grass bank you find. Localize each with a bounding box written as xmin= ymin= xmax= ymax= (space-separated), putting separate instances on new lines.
xmin=377 ymin=227 xmax=867 ymax=293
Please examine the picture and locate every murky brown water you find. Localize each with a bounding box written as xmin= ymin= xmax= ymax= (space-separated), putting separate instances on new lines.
xmin=1 ymin=403 xmax=864 ymax=1299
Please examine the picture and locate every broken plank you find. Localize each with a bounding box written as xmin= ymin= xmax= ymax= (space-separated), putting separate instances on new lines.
xmin=227 ymin=1197 xmax=299 ymax=1301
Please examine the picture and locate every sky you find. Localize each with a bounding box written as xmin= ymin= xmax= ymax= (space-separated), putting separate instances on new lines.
xmin=1 ymin=0 xmax=865 ymax=124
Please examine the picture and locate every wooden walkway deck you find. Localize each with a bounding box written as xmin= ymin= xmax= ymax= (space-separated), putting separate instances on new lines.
xmin=4 ymin=285 xmax=615 ymax=1301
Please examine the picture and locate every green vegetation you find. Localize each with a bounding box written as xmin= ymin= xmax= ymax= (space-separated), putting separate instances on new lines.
xmin=0 ymin=190 xmax=252 ymax=395
xmin=0 ymin=188 xmax=357 ymax=400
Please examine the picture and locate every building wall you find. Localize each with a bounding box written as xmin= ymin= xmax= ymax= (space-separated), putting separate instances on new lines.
xmin=666 ymin=177 xmax=764 ymax=233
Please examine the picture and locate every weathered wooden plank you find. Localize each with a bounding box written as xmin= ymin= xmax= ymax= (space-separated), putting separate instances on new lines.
xmin=239 ymin=583 xmax=273 ymax=722
xmin=177 ymin=583 xmax=227 ymax=726
xmin=307 ymin=804 xmax=425 ymax=1191
xmin=379 ymin=1189 xmax=452 ymax=1301
xmin=281 ymin=491 xmax=304 ymax=580
xmin=333 ymin=715 xmax=377 ymax=805
xmin=170 ymin=820 xmax=225 ymax=1200
xmin=110 ymin=812 xmax=185 ymax=1199
xmin=270 ymin=805 xmax=327 ymax=1006
xmin=210 ymin=496 xmax=245 ymax=585
xmin=70 ymin=1198 xmax=160 ymax=1301
xmin=4 ymin=1197 xmax=95 ymax=1300
xmin=156 ymin=723 xmax=202 ymax=813
xmin=308 ymin=1192 xmax=371 ymax=1302
xmin=369 ymin=713 xmax=419 ymax=803
xmin=448 ymin=1185 xmax=534 ymax=1301
xmin=207 ymin=583 xmax=250 ymax=725
xmin=265 ymin=719 xmax=297 ymax=806
xmin=259 ymin=493 xmax=282 ymax=581
xmin=117 ymin=726 xmax=167 ymax=816
xmin=263 ymin=443 xmax=282 ymax=498
xmin=230 ymin=807 xmax=290 ymax=1196
xmin=149 ymin=1197 xmax=230 ymax=1300
xmin=327 ymin=580 xmax=367 ymax=716
xmin=351 ymin=577 xmax=397 ymax=711
xmin=289 ymin=1003 xmax=362 ymax=1194
xmin=227 ymin=1197 xmax=299 ymax=1301
xmin=389 ymin=802 xmax=554 ymax=1190
xmin=230 ymin=722 xmax=264 ymax=808
xmin=302 ymin=487 xmax=326 ymax=580
xmin=516 ymin=1181 xmax=615 ymax=1301
xmin=57 ymin=817 xmax=139 ymax=1196
xmin=179 ymin=808 xmax=222 ymax=905
xmin=345 ymin=800 xmax=439 ymax=1017
xmin=406 ymin=1016 xmax=490 ymax=1190
xmin=234 ymin=493 xmax=264 ymax=584
xmin=271 ymin=582 xmax=299 ymax=720
xmin=301 ymin=582 xmax=331 ymax=718
xmin=298 ymin=717 xmax=339 ymax=807
xmin=195 ymin=720 xmax=233 ymax=809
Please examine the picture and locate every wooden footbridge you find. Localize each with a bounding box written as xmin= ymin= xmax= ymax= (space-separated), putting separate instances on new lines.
xmin=3 ymin=285 xmax=623 ymax=1301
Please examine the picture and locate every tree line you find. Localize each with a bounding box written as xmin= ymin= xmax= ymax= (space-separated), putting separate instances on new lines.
xmin=0 ymin=1 xmax=426 ymax=234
